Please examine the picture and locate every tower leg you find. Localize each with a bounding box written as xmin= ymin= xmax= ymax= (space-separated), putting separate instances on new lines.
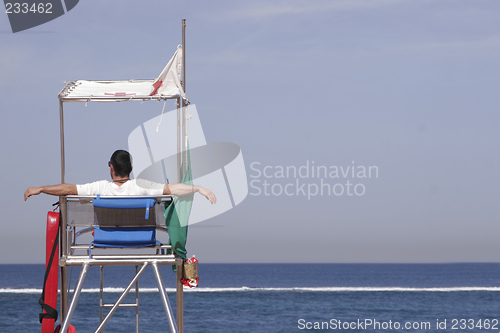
xmin=60 ymin=262 xmax=90 ymax=333
xmin=152 ymin=262 xmax=178 ymax=333
xmin=176 ymin=259 xmax=184 ymax=333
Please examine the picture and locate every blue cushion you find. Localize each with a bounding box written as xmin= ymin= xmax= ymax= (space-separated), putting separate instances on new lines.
xmin=93 ymin=195 xmax=157 ymax=219
xmin=93 ymin=227 xmax=156 ymax=247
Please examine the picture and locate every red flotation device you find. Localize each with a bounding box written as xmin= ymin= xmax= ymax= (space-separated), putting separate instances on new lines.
xmin=40 ymin=211 xmax=60 ymax=333
xmin=53 ymin=324 xmax=77 ymax=333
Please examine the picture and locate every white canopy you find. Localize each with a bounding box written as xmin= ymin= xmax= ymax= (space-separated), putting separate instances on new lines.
xmin=59 ymin=47 xmax=185 ymax=102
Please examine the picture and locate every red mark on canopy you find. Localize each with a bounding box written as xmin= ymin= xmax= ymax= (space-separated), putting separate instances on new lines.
xmin=150 ymin=80 xmax=163 ymax=96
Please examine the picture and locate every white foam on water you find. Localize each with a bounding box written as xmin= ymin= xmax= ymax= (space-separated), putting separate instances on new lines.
xmin=3 ymin=286 xmax=500 ymax=294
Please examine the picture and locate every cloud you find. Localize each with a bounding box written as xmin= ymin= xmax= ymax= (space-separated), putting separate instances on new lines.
xmin=221 ymin=0 xmax=401 ymax=20
xmin=398 ymin=36 xmax=500 ymax=56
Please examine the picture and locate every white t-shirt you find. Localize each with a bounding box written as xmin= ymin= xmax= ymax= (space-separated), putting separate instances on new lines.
xmin=77 ymin=179 xmax=164 ymax=196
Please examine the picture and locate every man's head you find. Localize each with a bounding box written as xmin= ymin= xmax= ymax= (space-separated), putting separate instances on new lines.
xmin=109 ymin=150 xmax=133 ymax=178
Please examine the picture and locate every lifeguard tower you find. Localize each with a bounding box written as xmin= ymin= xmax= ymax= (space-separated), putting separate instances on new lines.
xmin=52 ymin=20 xmax=191 ymax=333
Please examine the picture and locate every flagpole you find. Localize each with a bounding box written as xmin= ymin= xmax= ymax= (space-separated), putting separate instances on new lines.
xmin=177 ymin=18 xmax=187 ymax=333
xmin=182 ymin=19 xmax=188 ymax=178
xmin=182 ymin=18 xmax=186 ymax=95
xmin=177 ymin=97 xmax=181 ymax=183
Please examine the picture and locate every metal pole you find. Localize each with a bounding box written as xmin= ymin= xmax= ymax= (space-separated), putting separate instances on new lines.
xmin=179 ymin=19 xmax=186 ymax=333
xmin=177 ymin=97 xmax=181 ymax=182
xmin=59 ymin=99 xmax=68 ymax=320
xmin=135 ymin=265 xmax=140 ymax=333
xmin=182 ymin=19 xmax=186 ymax=94
xmin=178 ymin=19 xmax=185 ymax=181
xmin=152 ymin=262 xmax=178 ymax=333
xmin=182 ymin=103 xmax=188 ymax=177
xmin=176 ymin=258 xmax=184 ymax=333
xmin=181 ymin=19 xmax=188 ymax=177
xmin=59 ymin=99 xmax=65 ymax=184
xmin=60 ymin=262 xmax=90 ymax=333
xmin=100 ymin=266 xmax=104 ymax=323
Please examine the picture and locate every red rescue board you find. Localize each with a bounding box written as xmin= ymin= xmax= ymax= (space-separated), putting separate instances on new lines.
xmin=54 ymin=324 xmax=77 ymax=333
xmin=41 ymin=211 xmax=59 ymax=333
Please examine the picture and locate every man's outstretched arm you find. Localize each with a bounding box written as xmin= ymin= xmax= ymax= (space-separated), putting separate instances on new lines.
xmin=24 ymin=184 xmax=77 ymax=201
xmin=164 ymin=184 xmax=217 ymax=204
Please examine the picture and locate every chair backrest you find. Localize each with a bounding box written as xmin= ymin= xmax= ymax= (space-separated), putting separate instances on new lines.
xmin=93 ymin=195 xmax=157 ymax=226
xmin=91 ymin=196 xmax=159 ymax=248
xmin=67 ymin=197 xmax=169 ymax=227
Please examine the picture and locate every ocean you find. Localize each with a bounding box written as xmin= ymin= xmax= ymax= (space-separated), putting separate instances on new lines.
xmin=1 ymin=263 xmax=500 ymax=332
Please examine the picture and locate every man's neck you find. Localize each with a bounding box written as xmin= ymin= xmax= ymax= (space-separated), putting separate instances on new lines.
xmin=112 ymin=177 xmax=130 ymax=186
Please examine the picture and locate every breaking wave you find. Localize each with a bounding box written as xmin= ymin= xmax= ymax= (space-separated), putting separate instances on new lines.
xmin=3 ymin=286 xmax=500 ymax=294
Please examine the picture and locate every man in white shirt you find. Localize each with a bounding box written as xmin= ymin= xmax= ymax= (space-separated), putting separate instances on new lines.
xmin=24 ymin=150 xmax=216 ymax=203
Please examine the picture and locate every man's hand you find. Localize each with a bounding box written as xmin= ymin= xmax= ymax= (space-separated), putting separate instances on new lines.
xmin=24 ymin=187 xmax=42 ymax=201
xmin=164 ymin=183 xmax=217 ymax=204
xmin=198 ymin=186 xmax=217 ymax=204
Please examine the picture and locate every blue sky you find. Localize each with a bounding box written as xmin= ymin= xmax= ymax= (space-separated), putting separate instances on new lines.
xmin=1 ymin=0 xmax=500 ymax=263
